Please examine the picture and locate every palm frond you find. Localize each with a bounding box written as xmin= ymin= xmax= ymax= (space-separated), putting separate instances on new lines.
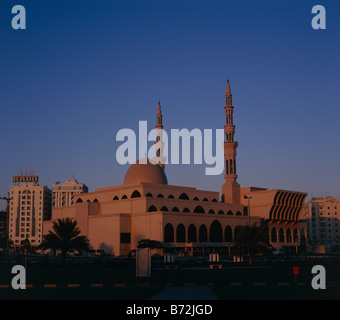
xmin=38 ymin=218 xmax=90 ymax=260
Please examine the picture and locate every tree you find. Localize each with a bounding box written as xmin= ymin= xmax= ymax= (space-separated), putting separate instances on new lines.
xmin=20 ymin=238 xmax=33 ymax=253
xmin=0 ymin=235 xmax=13 ymax=260
xmin=233 ymin=224 xmax=272 ymax=266
xmin=38 ymin=218 xmax=89 ymax=262
xmin=0 ymin=234 xmax=13 ymax=250
xmin=137 ymin=239 xmax=162 ymax=249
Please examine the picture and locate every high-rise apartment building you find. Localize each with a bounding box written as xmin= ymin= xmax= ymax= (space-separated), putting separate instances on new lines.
xmin=0 ymin=210 xmax=7 ymax=238
xmin=9 ymin=183 xmax=51 ymax=247
xmin=302 ymin=197 xmax=340 ymax=252
xmin=0 ymin=194 xmax=10 ymax=239
xmin=52 ymin=179 xmax=88 ymax=208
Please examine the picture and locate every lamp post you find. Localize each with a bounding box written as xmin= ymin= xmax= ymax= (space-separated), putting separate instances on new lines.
xmin=244 ymin=195 xmax=252 ymax=225
xmin=21 ymin=238 xmax=30 ymax=271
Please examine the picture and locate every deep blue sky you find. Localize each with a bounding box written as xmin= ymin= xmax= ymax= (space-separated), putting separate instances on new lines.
xmin=1 ymin=0 xmax=339 ymax=209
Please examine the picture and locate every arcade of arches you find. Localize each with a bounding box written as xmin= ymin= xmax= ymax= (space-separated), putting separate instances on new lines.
xmin=162 ymin=220 xmax=306 ymax=255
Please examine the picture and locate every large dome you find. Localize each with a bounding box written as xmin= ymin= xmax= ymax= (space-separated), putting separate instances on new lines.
xmin=123 ymin=158 xmax=168 ymax=185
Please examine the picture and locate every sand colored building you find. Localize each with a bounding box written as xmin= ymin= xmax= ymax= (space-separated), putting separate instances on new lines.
xmin=301 ymin=197 xmax=340 ymax=252
xmin=240 ymin=187 xmax=307 ymax=253
xmin=44 ymin=82 xmax=308 ymax=256
xmin=9 ymin=183 xmax=51 ymax=247
xmin=0 ymin=210 xmax=7 ymax=238
xmin=52 ymin=178 xmax=88 ymax=208
xmin=45 ymin=159 xmax=257 ymax=256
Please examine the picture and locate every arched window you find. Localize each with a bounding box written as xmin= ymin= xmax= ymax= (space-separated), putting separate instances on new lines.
xmin=198 ymin=225 xmax=208 ymax=242
xmin=193 ymin=197 xmax=199 ymax=201
xmin=160 ymin=206 xmax=168 ymax=212
xmin=164 ymin=224 xmax=174 ymax=242
xmin=93 ymin=199 xmax=98 ymax=203
xmin=179 ymin=193 xmax=189 ymax=200
xmin=271 ymin=228 xmax=277 ymax=243
xmin=176 ymin=224 xmax=186 ymax=242
xmin=113 ymin=196 xmax=119 ymax=201
xmin=236 ymin=211 xmax=242 ymax=216
xmin=293 ymin=228 xmax=299 ymax=242
xmin=76 ymin=198 xmax=83 ymax=203
xmin=183 ymin=207 xmax=190 ymax=213
xmin=225 ymin=226 xmax=232 ymax=242
xmin=168 ymin=194 xmax=175 ymax=199
xmin=286 ymin=228 xmax=292 ymax=242
xmin=157 ymin=194 xmax=164 ymax=198
xmin=194 ymin=205 xmax=205 ymax=214
xmin=208 ymin=209 xmax=215 ymax=214
xmin=188 ymin=224 xmax=197 ymax=242
xmin=212 ymin=199 xmax=218 ymax=202
xmin=227 ymin=210 xmax=233 ymax=215
xmin=218 ymin=210 xmax=224 ymax=215
xmin=172 ymin=207 xmax=180 ymax=212
xmin=279 ymin=228 xmax=285 ymax=242
xmin=203 ymin=198 xmax=208 ymax=202
xmin=131 ymin=190 xmax=141 ymax=198
xmin=122 ymin=195 xmax=128 ymax=199
xmin=145 ymin=193 xmax=153 ymax=197
xmin=148 ymin=205 xmax=157 ymax=212
xmin=210 ymin=220 xmax=223 ymax=242
xmin=86 ymin=200 xmax=91 ymax=203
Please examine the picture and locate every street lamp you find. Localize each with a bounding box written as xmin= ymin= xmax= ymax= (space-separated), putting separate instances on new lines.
xmin=21 ymin=238 xmax=30 ymax=270
xmin=244 ymin=195 xmax=252 ymax=225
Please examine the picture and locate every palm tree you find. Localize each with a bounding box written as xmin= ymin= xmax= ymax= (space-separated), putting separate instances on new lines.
xmin=233 ymin=224 xmax=272 ymax=266
xmin=39 ymin=218 xmax=90 ymax=262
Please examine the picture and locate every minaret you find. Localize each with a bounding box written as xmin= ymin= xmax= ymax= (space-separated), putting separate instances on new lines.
xmin=222 ymin=80 xmax=240 ymax=203
xmin=154 ymin=101 xmax=166 ymax=171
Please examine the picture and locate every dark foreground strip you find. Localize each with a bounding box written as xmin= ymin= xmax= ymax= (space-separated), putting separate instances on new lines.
xmin=1 ymin=281 xmax=339 ymax=288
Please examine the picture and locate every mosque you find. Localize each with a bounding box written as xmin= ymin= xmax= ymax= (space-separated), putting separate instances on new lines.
xmin=43 ymin=81 xmax=307 ymax=256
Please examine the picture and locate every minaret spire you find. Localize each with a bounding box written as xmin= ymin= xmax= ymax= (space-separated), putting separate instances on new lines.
xmin=222 ymin=80 xmax=240 ymax=204
xmin=154 ymin=101 xmax=165 ymax=171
